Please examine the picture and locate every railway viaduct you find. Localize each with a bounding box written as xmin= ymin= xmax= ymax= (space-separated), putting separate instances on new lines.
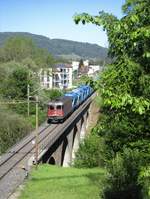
xmin=0 ymin=93 xmax=96 ymax=199
xmin=39 ymin=94 xmax=94 ymax=167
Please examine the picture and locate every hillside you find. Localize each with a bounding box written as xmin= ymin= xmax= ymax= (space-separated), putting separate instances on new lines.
xmin=0 ymin=32 xmax=108 ymax=60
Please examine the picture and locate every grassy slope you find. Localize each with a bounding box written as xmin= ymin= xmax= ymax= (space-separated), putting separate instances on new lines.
xmin=19 ymin=165 xmax=105 ymax=199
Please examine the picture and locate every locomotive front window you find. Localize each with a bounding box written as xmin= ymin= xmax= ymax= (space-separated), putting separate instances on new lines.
xmin=57 ymin=105 xmax=62 ymax=110
xmin=49 ymin=105 xmax=54 ymax=110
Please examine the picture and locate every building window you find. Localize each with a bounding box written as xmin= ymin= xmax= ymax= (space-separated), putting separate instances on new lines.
xmin=64 ymin=74 xmax=67 ymax=79
xmin=56 ymin=82 xmax=59 ymax=87
xmin=55 ymin=74 xmax=59 ymax=81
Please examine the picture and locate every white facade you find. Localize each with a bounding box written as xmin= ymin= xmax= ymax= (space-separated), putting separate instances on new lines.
xmin=83 ymin=60 xmax=89 ymax=67
xmin=39 ymin=68 xmax=52 ymax=89
xmin=88 ymin=65 xmax=102 ymax=77
xmin=72 ymin=60 xmax=89 ymax=70
xmin=72 ymin=61 xmax=79 ymax=71
xmin=52 ymin=64 xmax=73 ymax=89
xmin=88 ymin=65 xmax=100 ymax=75
xmin=39 ymin=64 xmax=73 ymax=90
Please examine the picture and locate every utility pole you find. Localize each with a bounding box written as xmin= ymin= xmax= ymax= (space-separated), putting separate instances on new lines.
xmin=27 ymin=84 xmax=30 ymax=116
xmin=35 ymin=95 xmax=39 ymax=169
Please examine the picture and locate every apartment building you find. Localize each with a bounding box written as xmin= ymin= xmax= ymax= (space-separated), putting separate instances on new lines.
xmin=39 ymin=68 xmax=52 ymax=89
xmin=39 ymin=64 xmax=73 ymax=90
xmin=39 ymin=61 xmax=102 ymax=90
xmin=52 ymin=63 xmax=73 ymax=89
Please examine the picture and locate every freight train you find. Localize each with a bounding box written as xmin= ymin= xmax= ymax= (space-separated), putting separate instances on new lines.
xmin=47 ymin=85 xmax=93 ymax=123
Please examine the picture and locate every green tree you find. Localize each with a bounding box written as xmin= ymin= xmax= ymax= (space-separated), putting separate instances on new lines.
xmin=74 ymin=132 xmax=104 ymax=168
xmin=3 ymin=36 xmax=35 ymax=62
xmin=33 ymin=48 xmax=55 ymax=68
xmin=0 ymin=36 xmax=55 ymax=70
xmin=79 ymin=59 xmax=84 ymax=69
xmin=0 ymin=36 xmax=57 ymax=152
xmin=74 ymin=0 xmax=150 ymax=197
xmin=0 ymin=105 xmax=31 ymax=154
xmin=0 ymin=61 xmax=23 ymax=96
xmin=3 ymin=66 xmax=31 ymax=99
xmin=78 ymin=74 xmax=96 ymax=89
xmin=45 ymin=89 xmax=63 ymax=100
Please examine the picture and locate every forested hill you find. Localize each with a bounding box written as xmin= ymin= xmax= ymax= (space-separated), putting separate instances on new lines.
xmin=0 ymin=32 xmax=108 ymax=60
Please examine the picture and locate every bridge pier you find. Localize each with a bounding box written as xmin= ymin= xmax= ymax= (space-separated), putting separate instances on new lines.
xmin=72 ymin=120 xmax=81 ymax=162
xmin=85 ymin=111 xmax=89 ymax=129
xmin=62 ymin=129 xmax=74 ymax=166
xmin=80 ymin=115 xmax=87 ymax=140
xmin=42 ymin=138 xmax=64 ymax=166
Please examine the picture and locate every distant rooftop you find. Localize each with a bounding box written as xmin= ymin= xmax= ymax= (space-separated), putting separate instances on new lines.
xmin=54 ymin=63 xmax=72 ymax=68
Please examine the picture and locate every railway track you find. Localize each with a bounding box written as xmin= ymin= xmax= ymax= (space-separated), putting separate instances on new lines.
xmin=0 ymin=123 xmax=58 ymax=180
xmin=0 ymin=123 xmax=59 ymax=199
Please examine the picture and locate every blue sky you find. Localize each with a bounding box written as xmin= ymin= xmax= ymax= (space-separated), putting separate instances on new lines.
xmin=0 ymin=0 xmax=125 ymax=47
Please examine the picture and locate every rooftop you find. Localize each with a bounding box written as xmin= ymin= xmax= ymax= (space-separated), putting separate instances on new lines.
xmin=54 ymin=63 xmax=72 ymax=69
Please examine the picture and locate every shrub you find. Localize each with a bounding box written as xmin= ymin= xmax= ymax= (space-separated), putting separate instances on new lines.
xmin=73 ymin=133 xmax=104 ymax=168
xmin=0 ymin=107 xmax=31 ymax=154
xmin=138 ymin=166 xmax=150 ymax=199
xmin=45 ymin=89 xmax=63 ymax=100
xmin=102 ymin=148 xmax=143 ymax=199
xmin=25 ymin=106 xmax=47 ymax=128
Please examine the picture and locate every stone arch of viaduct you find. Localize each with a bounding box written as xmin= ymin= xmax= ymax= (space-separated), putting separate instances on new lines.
xmin=41 ymin=103 xmax=91 ymax=167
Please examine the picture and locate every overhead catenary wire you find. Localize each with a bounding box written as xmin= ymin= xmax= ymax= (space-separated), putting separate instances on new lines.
xmin=0 ymin=100 xmax=36 ymax=105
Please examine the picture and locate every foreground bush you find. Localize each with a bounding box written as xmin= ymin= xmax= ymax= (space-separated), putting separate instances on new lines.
xmin=138 ymin=166 xmax=150 ymax=199
xmin=102 ymin=148 xmax=144 ymax=199
xmin=0 ymin=107 xmax=31 ymax=154
xmin=74 ymin=0 xmax=150 ymax=197
xmin=74 ymin=133 xmax=104 ymax=168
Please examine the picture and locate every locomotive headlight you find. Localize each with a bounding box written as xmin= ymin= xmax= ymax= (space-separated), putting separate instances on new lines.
xmin=32 ymin=140 xmax=35 ymax=145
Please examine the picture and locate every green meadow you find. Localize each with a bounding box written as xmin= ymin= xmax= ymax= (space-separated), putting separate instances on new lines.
xmin=19 ymin=165 xmax=105 ymax=199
